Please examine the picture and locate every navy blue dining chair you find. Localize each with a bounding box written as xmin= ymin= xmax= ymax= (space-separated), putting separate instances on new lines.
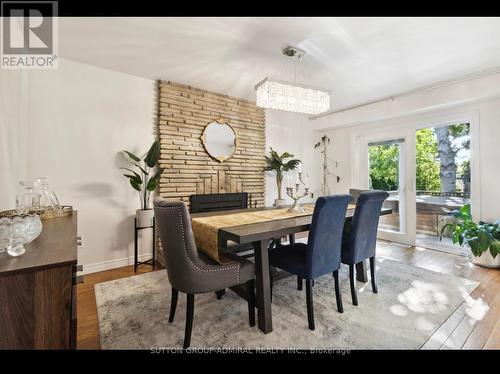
xmin=268 ymin=195 xmax=352 ymax=330
xmin=341 ymin=190 xmax=389 ymax=306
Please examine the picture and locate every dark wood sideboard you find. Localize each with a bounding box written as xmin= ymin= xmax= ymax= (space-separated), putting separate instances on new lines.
xmin=0 ymin=212 xmax=80 ymax=349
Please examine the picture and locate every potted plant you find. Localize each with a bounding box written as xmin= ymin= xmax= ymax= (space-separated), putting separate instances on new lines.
xmin=441 ymin=204 xmax=500 ymax=268
xmin=264 ymin=147 xmax=301 ymax=207
xmin=122 ymin=140 xmax=164 ymax=228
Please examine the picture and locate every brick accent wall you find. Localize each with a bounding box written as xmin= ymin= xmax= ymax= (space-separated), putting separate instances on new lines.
xmin=157 ymin=80 xmax=266 ymax=209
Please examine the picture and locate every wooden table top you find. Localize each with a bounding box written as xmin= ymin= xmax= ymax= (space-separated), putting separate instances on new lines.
xmin=192 ymin=204 xmax=392 ymax=244
xmin=0 ymin=212 xmax=78 ymax=277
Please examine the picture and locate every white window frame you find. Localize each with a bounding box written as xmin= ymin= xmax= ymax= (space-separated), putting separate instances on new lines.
xmin=349 ymin=109 xmax=481 ymax=246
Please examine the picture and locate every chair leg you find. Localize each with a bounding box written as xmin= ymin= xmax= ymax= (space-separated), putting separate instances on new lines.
xmin=183 ymin=294 xmax=194 ymax=349
xmin=332 ymin=270 xmax=344 ymax=313
xmin=169 ymin=287 xmax=178 ymax=323
xmin=297 ymin=276 xmax=303 ymax=291
xmin=305 ymin=279 xmax=315 ymax=330
xmin=215 ymin=289 xmax=225 ymax=300
xmin=370 ymin=256 xmax=378 ymax=294
xmin=349 ymin=264 xmax=358 ymax=306
xmin=246 ymin=279 xmax=256 ymax=327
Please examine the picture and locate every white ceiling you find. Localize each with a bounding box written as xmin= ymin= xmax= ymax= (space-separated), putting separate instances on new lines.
xmin=59 ymin=17 xmax=500 ymax=111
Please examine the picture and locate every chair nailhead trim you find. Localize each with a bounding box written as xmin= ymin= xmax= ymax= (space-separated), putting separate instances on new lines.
xmin=159 ymin=206 xmax=240 ymax=284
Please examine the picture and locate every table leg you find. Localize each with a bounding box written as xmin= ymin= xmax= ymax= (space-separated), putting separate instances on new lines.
xmin=253 ymin=239 xmax=273 ymax=334
xmin=356 ymin=260 xmax=368 ymax=283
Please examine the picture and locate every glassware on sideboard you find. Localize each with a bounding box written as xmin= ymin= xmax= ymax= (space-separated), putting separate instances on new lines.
xmin=15 ymin=181 xmax=41 ymax=214
xmin=0 ymin=218 xmax=9 ymax=253
xmin=34 ymin=177 xmax=61 ymax=209
xmin=0 ymin=214 xmax=42 ymax=256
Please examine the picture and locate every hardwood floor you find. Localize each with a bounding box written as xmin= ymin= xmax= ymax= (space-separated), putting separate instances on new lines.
xmin=77 ymin=264 xmax=156 ymax=349
xmin=77 ymin=242 xmax=500 ymax=349
xmin=377 ymin=242 xmax=500 ymax=349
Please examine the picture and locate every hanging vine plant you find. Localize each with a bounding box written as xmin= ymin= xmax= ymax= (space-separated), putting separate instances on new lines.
xmin=314 ymin=134 xmax=340 ymax=197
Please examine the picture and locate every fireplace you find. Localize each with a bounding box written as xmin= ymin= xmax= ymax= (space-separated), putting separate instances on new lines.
xmin=189 ymin=192 xmax=254 ymax=257
xmin=190 ymin=192 xmax=249 ymax=213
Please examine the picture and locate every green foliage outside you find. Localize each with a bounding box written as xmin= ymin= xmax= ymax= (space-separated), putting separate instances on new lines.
xmin=415 ymin=128 xmax=440 ymax=191
xmin=368 ymin=144 xmax=400 ymax=191
xmin=449 ymin=123 xmax=470 ymax=150
xmin=369 ymin=125 xmax=470 ymax=192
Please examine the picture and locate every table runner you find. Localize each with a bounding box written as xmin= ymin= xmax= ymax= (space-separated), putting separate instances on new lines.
xmin=191 ymin=205 xmax=317 ymax=263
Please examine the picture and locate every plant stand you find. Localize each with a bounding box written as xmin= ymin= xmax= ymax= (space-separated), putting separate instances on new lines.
xmin=134 ymin=217 xmax=156 ymax=272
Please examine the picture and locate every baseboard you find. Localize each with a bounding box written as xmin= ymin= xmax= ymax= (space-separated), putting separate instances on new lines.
xmin=80 ymin=252 xmax=153 ymax=275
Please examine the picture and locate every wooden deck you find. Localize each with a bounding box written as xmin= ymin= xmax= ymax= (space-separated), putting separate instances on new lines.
xmin=380 ymin=193 xmax=470 ymax=237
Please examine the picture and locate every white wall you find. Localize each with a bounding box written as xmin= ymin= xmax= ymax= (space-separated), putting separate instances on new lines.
xmin=15 ymin=56 xmax=498 ymax=273
xmin=310 ymin=75 xmax=500 ymax=223
xmin=264 ymin=109 xmax=323 ymax=207
xmin=311 ymin=71 xmax=500 ymax=131
xmin=0 ymin=59 xmax=156 ymax=273
xmin=476 ymin=99 xmax=500 ymax=222
xmin=1 ymin=60 xmax=328 ymax=273
xmin=0 ymin=71 xmax=30 ymax=209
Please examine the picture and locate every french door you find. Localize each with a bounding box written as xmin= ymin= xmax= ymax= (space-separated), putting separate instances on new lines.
xmin=352 ymin=113 xmax=478 ymax=251
xmin=352 ymin=128 xmax=416 ymax=245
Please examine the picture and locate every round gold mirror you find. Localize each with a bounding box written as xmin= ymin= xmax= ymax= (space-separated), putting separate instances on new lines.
xmin=201 ymin=119 xmax=237 ymax=163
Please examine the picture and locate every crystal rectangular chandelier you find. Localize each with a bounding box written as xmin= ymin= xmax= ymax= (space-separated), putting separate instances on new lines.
xmin=255 ymin=78 xmax=330 ymax=115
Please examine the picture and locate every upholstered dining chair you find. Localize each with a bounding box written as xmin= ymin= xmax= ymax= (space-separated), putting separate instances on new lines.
xmin=154 ymin=199 xmax=256 ymax=348
xmin=268 ymin=195 xmax=352 ymax=330
xmin=341 ymin=190 xmax=389 ymax=306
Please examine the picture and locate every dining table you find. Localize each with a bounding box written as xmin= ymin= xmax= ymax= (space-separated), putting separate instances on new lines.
xmin=190 ymin=203 xmax=392 ymax=334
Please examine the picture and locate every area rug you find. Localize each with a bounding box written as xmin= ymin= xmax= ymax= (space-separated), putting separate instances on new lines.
xmin=95 ymin=258 xmax=478 ymax=349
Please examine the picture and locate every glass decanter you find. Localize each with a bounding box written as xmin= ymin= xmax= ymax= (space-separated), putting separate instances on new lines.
xmin=15 ymin=181 xmax=41 ymax=214
xmin=34 ymin=177 xmax=61 ymax=209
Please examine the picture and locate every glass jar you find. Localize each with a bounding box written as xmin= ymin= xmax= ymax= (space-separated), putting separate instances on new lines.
xmin=15 ymin=181 xmax=41 ymax=214
xmin=34 ymin=177 xmax=61 ymax=209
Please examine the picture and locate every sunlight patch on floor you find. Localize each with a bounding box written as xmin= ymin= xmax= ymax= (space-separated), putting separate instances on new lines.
xmin=396 ymin=280 xmax=450 ymax=314
xmin=464 ymin=296 xmax=489 ymax=322
xmin=415 ymin=316 xmax=436 ymax=331
xmin=390 ymin=304 xmax=409 ymax=317
xmin=426 ymin=330 xmax=449 ymax=345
